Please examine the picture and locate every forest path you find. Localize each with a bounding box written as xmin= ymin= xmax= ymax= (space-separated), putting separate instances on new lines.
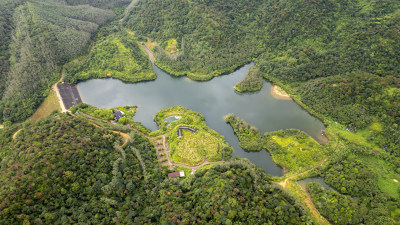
xmin=12 ymin=128 xmax=23 ymax=139
xmin=275 ymin=158 xmax=331 ymax=225
xmin=141 ymin=43 xmax=155 ymax=63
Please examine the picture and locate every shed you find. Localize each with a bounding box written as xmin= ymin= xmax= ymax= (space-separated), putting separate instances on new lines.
xmin=168 ymin=171 xmax=185 ymax=178
xmin=113 ymin=110 xmax=125 ymax=121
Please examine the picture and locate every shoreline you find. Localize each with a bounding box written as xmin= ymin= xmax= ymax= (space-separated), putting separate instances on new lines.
xmin=270 ymin=85 xmax=292 ymax=100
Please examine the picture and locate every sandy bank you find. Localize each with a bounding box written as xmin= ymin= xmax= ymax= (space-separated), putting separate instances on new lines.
xmin=271 ymin=85 xmax=292 ymax=100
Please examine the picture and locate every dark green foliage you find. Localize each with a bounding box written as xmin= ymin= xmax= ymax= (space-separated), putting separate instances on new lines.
xmin=308 ymin=182 xmax=397 ymax=224
xmin=298 ymin=72 xmax=400 ymax=155
xmin=0 ymin=114 xmax=309 ymax=224
xmin=323 ymin=153 xmax=379 ymax=197
xmin=0 ymin=114 xmax=164 ymax=224
xmin=234 ymin=66 xmax=263 ymax=92
xmin=139 ymin=159 xmax=310 ymax=224
xmin=224 ymin=114 xmax=264 ymax=151
xmin=0 ymin=0 xmax=116 ymax=123
xmin=126 ymin=0 xmax=263 ymax=78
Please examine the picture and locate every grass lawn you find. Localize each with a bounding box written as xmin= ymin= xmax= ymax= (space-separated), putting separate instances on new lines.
xmin=169 ymin=128 xmax=222 ymax=166
xmin=325 ymin=121 xmax=382 ymax=151
xmin=28 ymin=91 xmax=61 ymax=122
xmin=358 ymin=155 xmax=400 ymax=198
xmin=264 ymin=129 xmax=328 ymax=173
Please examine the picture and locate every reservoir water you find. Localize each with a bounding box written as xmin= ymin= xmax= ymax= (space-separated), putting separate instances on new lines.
xmin=78 ymin=63 xmax=326 ymax=176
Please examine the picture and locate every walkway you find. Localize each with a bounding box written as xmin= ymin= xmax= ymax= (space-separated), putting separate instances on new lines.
xmin=141 ymin=43 xmax=155 ymax=63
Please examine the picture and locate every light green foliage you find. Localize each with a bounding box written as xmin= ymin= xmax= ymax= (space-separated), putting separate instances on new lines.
xmin=64 ymin=31 xmax=155 ymax=83
xmin=169 ymin=126 xmax=222 ymax=166
xmin=155 ymin=106 xmax=232 ymax=165
xmin=224 ymin=114 xmax=264 ymax=151
xmin=234 ymin=66 xmax=263 ymax=92
xmin=264 ymin=129 xmax=327 ymax=173
xmin=152 ymin=105 xmax=206 ymax=135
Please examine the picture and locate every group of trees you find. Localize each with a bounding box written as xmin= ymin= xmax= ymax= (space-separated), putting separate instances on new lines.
xmin=125 ymin=0 xmax=400 ymax=157
xmin=0 ymin=0 xmax=124 ymax=124
xmin=63 ymin=24 xmax=155 ymax=84
xmin=0 ymin=114 xmax=311 ymax=224
xmin=224 ymin=113 xmax=264 ymax=151
xmin=307 ymin=144 xmax=400 ymax=224
xmin=234 ymin=66 xmax=263 ymax=92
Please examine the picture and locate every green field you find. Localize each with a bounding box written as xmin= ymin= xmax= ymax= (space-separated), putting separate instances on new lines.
xmin=169 ymin=127 xmax=222 ymax=166
xmin=264 ymin=129 xmax=328 ymax=173
xmin=358 ymin=155 xmax=400 ymax=198
xmin=27 ymin=91 xmax=61 ymax=122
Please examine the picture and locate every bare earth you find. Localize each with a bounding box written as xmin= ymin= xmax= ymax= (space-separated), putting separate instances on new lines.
xmin=270 ymin=85 xmax=292 ymax=100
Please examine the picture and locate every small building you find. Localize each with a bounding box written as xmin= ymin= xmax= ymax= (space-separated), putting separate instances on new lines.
xmin=177 ymin=126 xmax=198 ymax=139
xmin=168 ymin=171 xmax=185 ymax=178
xmin=346 ymin=125 xmax=356 ymax=133
xmin=113 ymin=110 xmax=125 ymax=121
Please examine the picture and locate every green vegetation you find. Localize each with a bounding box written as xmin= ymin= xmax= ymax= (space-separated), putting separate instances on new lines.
xmin=0 ymin=113 xmax=310 ymax=224
xmin=155 ymin=106 xmax=232 ymax=166
xmin=224 ymin=114 xmax=264 ymax=151
xmin=234 ymin=66 xmax=263 ymax=92
xmin=153 ymin=105 xmax=207 ymax=135
xmin=0 ymin=0 xmax=123 ymax=123
xmin=125 ymin=0 xmax=400 ymax=157
xmin=27 ymin=91 xmax=61 ymax=123
xmin=126 ymin=0 xmax=261 ymax=79
xmin=264 ymin=130 xmax=328 ymax=174
xmin=169 ymin=126 xmax=223 ymax=166
xmin=306 ymin=144 xmax=400 ymax=224
xmin=64 ymin=29 xmax=155 ymax=83
xmin=69 ymin=103 xmax=149 ymax=134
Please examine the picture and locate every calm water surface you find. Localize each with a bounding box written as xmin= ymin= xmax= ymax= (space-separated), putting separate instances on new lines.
xmin=78 ymin=64 xmax=326 ymax=176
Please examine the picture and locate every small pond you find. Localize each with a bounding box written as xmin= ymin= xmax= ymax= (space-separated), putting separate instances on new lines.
xmin=298 ymin=177 xmax=335 ymax=191
xmin=78 ymin=63 xmax=326 ymax=177
xmin=164 ymin=115 xmax=181 ymax=124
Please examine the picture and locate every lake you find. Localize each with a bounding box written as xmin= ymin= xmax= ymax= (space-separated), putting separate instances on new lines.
xmin=78 ymin=63 xmax=326 ymax=176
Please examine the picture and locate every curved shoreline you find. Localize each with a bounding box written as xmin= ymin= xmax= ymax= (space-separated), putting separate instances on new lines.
xmin=270 ymin=85 xmax=292 ymax=100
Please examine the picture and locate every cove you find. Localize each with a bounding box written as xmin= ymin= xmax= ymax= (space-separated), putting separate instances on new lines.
xmin=78 ymin=63 xmax=326 ymax=177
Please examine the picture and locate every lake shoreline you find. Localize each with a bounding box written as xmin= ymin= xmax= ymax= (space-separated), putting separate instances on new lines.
xmin=271 ymin=85 xmax=292 ymax=100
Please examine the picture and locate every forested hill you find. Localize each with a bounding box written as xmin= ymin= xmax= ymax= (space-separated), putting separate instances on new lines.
xmin=0 ymin=0 xmax=130 ymax=124
xmin=126 ymin=0 xmax=399 ymax=79
xmin=126 ymin=0 xmax=400 ymax=155
xmin=0 ymin=114 xmax=309 ymax=224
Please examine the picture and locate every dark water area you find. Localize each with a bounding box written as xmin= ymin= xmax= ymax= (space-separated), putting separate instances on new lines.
xmin=78 ymin=63 xmax=326 ymax=177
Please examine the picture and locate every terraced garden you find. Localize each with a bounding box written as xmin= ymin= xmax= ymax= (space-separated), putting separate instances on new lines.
xmin=153 ymin=106 xmax=232 ymax=166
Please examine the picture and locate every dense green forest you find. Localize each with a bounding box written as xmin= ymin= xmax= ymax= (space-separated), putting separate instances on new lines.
xmin=224 ymin=114 xmax=264 ymax=151
xmin=306 ymin=143 xmax=400 ymax=224
xmin=125 ymin=0 xmax=400 ymax=156
xmin=1 ymin=0 xmax=400 ymax=223
xmin=0 ymin=114 xmax=309 ymax=224
xmin=0 ymin=0 xmax=130 ymax=124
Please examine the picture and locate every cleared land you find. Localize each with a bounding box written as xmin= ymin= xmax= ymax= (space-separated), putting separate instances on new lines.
xmin=28 ymin=91 xmax=61 ymax=122
xmin=264 ymin=129 xmax=328 ymax=174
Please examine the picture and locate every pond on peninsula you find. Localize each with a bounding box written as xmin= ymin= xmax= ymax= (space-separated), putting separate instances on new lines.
xmin=78 ymin=63 xmax=326 ymax=177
